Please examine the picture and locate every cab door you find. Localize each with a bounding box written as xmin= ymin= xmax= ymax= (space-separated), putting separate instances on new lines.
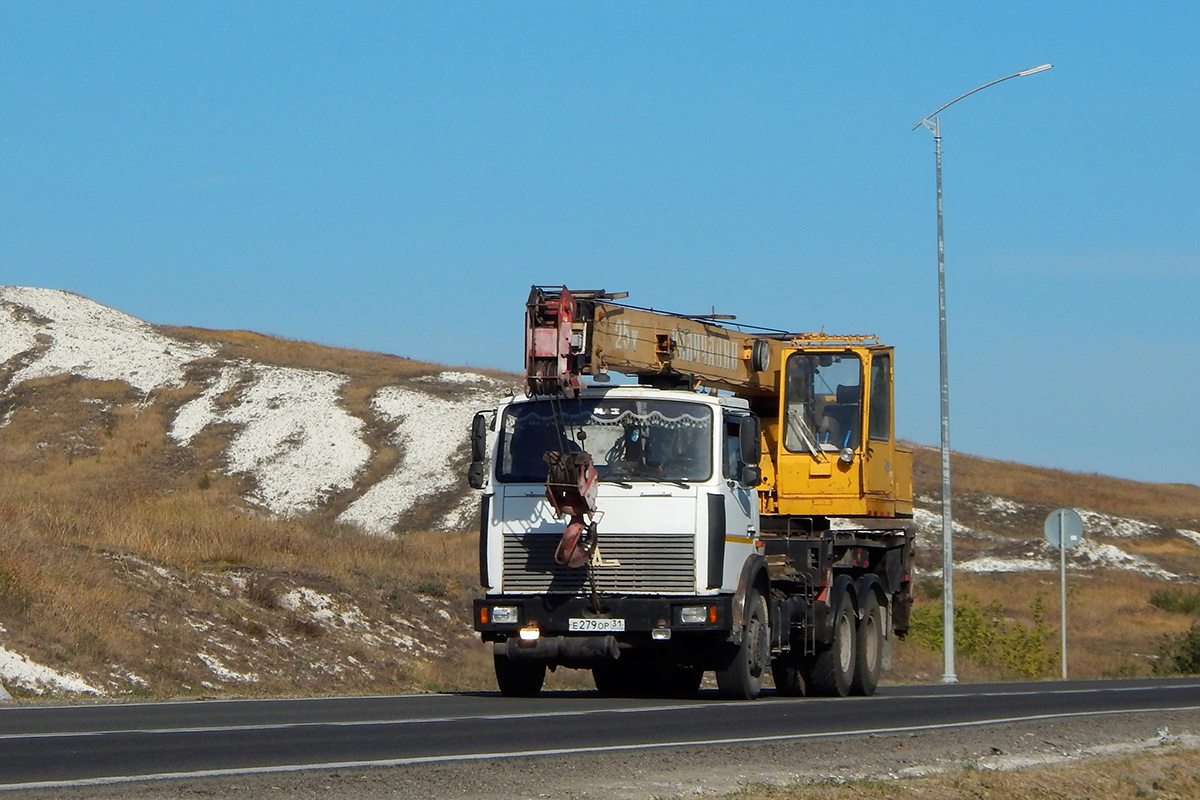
xmin=862 ymin=350 xmax=898 ymax=514
xmin=711 ymin=413 xmax=757 ymax=590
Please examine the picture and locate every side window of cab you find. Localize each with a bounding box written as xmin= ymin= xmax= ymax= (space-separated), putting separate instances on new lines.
xmin=722 ymin=416 xmax=742 ymax=479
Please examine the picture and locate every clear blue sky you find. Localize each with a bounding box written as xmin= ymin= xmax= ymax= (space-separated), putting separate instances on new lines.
xmin=2 ymin=3 xmax=1197 ymax=487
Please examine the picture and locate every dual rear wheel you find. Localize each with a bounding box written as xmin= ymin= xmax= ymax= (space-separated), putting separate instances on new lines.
xmin=779 ymin=589 xmax=884 ymax=698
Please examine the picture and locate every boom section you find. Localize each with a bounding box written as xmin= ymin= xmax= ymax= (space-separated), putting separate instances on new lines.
xmin=525 ymin=285 xmax=881 ymax=397
xmin=526 ymin=285 xmax=785 ymax=395
xmin=525 ymin=286 xmax=912 ymax=520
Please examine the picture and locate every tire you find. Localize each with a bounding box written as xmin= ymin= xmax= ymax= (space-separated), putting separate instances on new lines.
xmin=851 ymin=592 xmax=883 ymax=696
xmin=716 ymin=589 xmax=770 ymax=700
xmin=808 ymin=591 xmax=856 ymax=697
xmin=494 ymin=654 xmax=546 ymax=698
xmin=771 ymin=657 xmax=807 ymax=697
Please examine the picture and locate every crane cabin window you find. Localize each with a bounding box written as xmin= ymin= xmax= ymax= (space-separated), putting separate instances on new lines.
xmin=869 ymin=354 xmax=891 ymax=442
xmin=498 ymin=398 xmax=713 ymax=483
xmin=783 ymin=352 xmax=862 ymax=454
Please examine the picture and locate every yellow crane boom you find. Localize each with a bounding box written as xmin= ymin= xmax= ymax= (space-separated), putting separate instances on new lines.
xmin=525 ymin=286 xmax=912 ymax=521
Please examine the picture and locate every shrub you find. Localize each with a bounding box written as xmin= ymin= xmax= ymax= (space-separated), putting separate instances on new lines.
xmin=1154 ymin=622 xmax=1200 ymax=675
xmin=909 ymin=593 xmax=1058 ymax=679
xmin=246 ymin=574 xmax=284 ymax=610
xmin=1150 ymin=588 xmax=1200 ymax=616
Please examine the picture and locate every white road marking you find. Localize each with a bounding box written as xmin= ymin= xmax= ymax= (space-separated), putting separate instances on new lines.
xmin=3 ymin=702 xmax=1199 ymax=791
xmin=3 ymin=682 xmax=1198 ymax=742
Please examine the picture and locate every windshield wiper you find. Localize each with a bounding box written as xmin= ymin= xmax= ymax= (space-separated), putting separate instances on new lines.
xmin=786 ymin=408 xmax=825 ymax=461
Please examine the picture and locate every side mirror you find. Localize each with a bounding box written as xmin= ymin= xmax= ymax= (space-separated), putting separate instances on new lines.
xmin=471 ymin=413 xmax=489 ymax=462
xmin=468 ymin=462 xmax=487 ymax=490
xmin=739 ymin=416 xmax=761 ymax=465
xmin=738 ymin=416 xmax=762 ymax=487
xmin=468 ymin=413 xmax=490 ymax=490
xmin=739 ymin=464 xmax=762 ymax=487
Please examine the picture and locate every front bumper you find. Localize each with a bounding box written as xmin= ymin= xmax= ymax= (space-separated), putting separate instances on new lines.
xmin=475 ymin=594 xmax=733 ymax=662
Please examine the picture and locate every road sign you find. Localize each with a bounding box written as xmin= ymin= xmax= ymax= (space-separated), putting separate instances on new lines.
xmin=1044 ymin=507 xmax=1084 ymax=680
xmin=1044 ymin=508 xmax=1083 ymax=549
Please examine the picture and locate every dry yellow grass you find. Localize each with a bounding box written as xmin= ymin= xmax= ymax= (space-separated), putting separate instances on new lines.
xmin=911 ymin=444 xmax=1200 ymax=528
xmin=0 ymin=357 xmax=496 ymax=696
xmin=899 ymin=571 xmax=1196 ymax=681
xmin=719 ymin=747 xmax=1200 ymax=800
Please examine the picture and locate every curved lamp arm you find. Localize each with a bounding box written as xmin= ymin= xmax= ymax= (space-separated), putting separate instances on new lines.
xmin=913 ymin=64 xmax=1052 ymax=131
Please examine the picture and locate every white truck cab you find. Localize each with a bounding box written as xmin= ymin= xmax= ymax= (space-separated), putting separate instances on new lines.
xmin=473 ymin=386 xmax=765 ymax=696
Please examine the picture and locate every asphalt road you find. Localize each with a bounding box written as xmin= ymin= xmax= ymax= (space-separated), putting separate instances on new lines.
xmin=2 ymin=678 xmax=1198 ymax=791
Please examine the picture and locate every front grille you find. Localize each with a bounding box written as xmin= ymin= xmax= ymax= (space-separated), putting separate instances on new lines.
xmin=502 ymin=531 xmax=696 ymax=595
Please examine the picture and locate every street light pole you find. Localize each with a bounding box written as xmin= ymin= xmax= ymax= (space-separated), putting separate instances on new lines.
xmin=912 ymin=63 xmax=1051 ymax=685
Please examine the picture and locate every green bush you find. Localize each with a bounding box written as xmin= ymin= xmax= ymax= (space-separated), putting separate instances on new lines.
xmin=1149 ymin=588 xmax=1200 ymax=616
xmin=909 ymin=594 xmax=1058 ymax=679
xmin=1154 ymin=622 xmax=1200 ymax=675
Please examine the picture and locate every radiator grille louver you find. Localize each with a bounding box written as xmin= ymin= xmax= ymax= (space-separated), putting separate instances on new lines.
xmin=502 ymin=532 xmax=696 ymax=595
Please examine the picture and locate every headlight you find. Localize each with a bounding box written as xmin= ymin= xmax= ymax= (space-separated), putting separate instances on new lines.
xmin=679 ymin=605 xmax=711 ymax=625
xmin=491 ymin=606 xmax=519 ymax=625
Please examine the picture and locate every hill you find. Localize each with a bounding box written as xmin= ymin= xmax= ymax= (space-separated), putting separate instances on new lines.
xmin=0 ymin=286 xmax=1197 ymax=698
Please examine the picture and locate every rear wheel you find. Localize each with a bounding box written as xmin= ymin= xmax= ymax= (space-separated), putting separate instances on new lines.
xmin=808 ymin=591 xmax=856 ymax=697
xmin=851 ymin=592 xmax=883 ymax=696
xmin=494 ymin=654 xmax=546 ymax=697
xmin=716 ymin=589 xmax=770 ymax=700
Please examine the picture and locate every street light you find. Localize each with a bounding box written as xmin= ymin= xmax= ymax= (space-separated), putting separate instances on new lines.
xmin=912 ymin=64 xmax=1052 ymax=685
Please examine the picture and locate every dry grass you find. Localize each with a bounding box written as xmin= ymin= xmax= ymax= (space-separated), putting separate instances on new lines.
xmin=0 ymin=360 xmax=495 ymax=696
xmin=159 ymin=325 xmax=516 ymax=396
xmin=894 ymin=570 xmax=1197 ymax=682
xmin=910 ymin=444 xmax=1200 ymax=529
xmin=719 ymin=747 xmax=1200 ymax=800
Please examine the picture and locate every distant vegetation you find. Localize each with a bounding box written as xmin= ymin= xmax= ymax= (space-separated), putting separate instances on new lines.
xmin=1150 ymin=587 xmax=1200 ymax=616
xmin=908 ymin=589 xmax=1058 ymax=680
xmin=1155 ymin=623 xmax=1200 ymax=675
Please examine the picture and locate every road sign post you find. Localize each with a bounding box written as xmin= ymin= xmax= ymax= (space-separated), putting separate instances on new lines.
xmin=1044 ymin=508 xmax=1083 ymax=679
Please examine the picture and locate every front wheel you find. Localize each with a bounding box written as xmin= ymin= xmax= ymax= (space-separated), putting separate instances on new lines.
xmin=716 ymin=589 xmax=770 ymax=700
xmin=494 ymin=654 xmax=546 ymax=697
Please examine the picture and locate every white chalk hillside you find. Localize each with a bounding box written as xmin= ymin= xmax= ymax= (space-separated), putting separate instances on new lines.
xmin=0 ymin=286 xmax=512 ymax=532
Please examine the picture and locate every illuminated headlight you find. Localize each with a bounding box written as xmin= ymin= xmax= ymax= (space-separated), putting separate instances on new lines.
xmin=680 ymin=606 xmax=709 ymax=625
xmin=518 ymin=625 xmax=540 ymax=641
xmin=491 ymin=606 xmax=519 ymax=625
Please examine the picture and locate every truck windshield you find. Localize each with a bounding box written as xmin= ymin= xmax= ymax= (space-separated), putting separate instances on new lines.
xmin=498 ymin=398 xmax=713 ymax=484
xmin=783 ymin=351 xmax=862 ymax=454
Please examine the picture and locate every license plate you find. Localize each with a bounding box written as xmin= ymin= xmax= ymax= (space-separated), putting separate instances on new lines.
xmin=568 ymin=617 xmax=625 ymax=632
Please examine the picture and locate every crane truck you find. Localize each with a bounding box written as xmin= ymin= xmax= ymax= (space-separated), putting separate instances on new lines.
xmin=469 ymin=287 xmax=914 ymax=699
